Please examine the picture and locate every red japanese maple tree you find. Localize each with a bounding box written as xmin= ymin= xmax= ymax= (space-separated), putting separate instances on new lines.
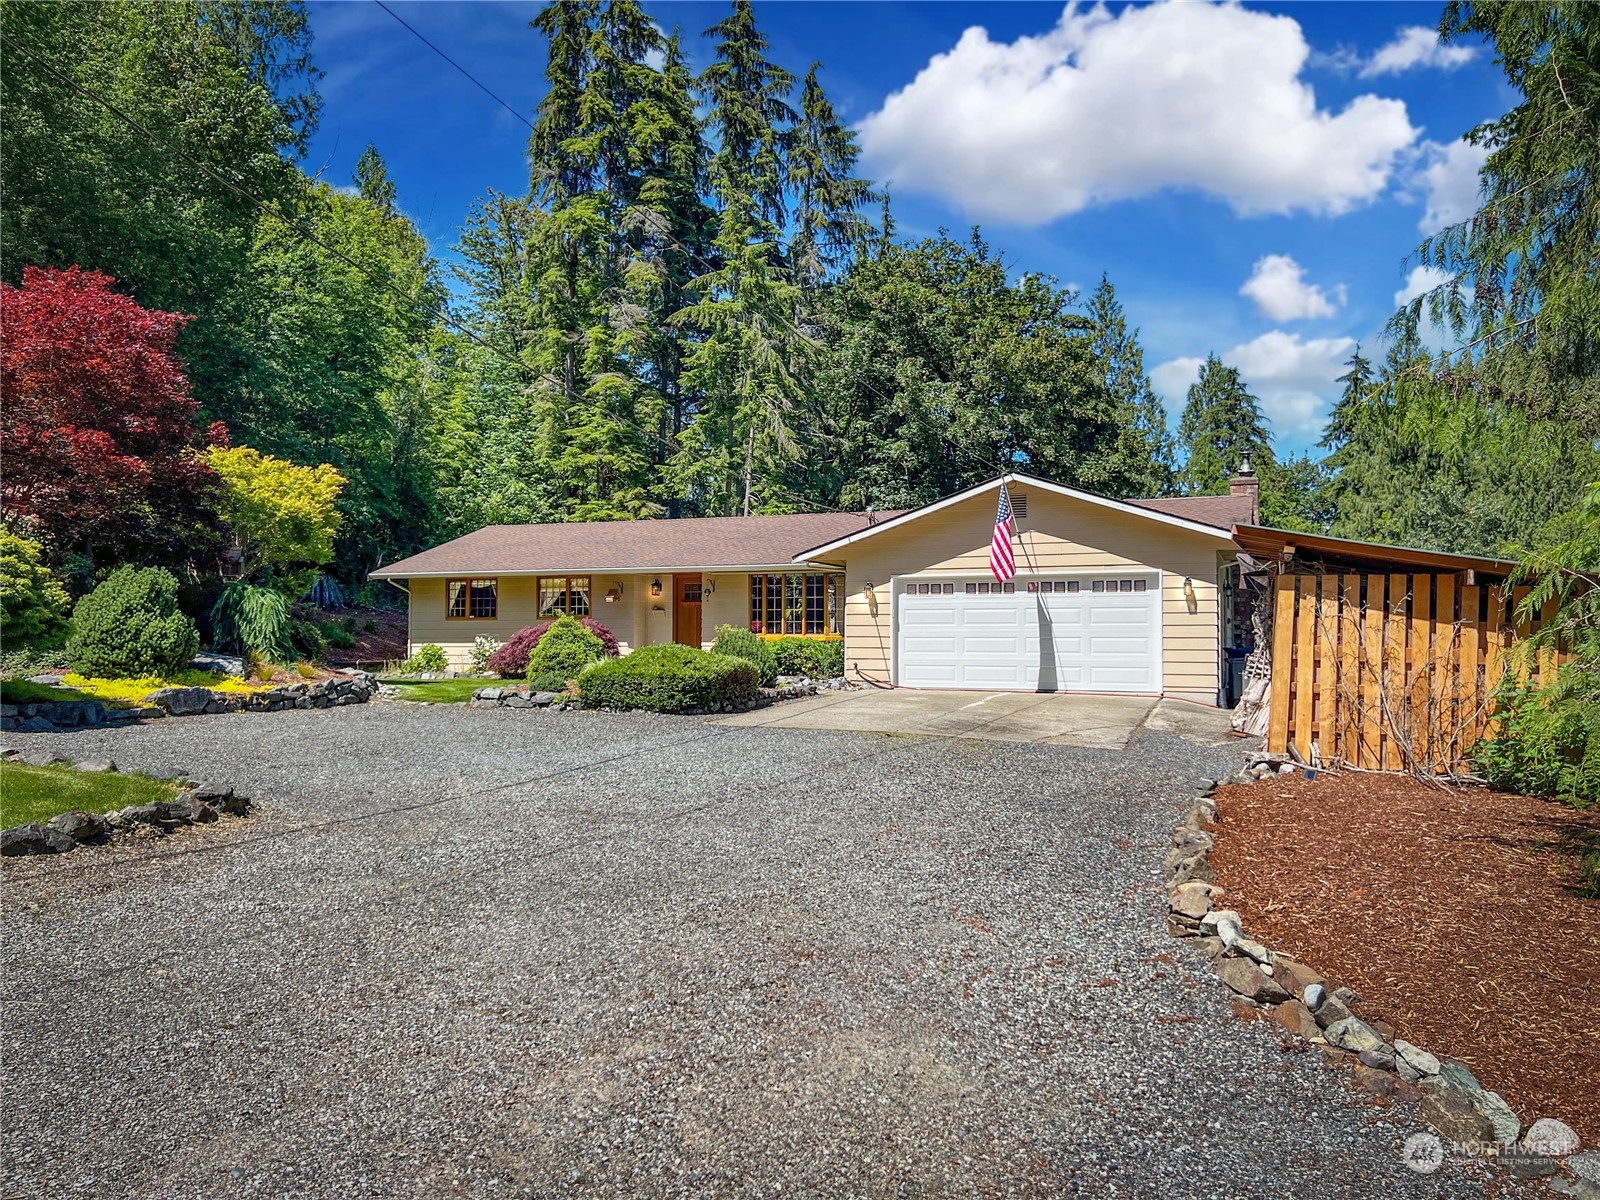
xmin=1 ymin=266 xmax=222 ymax=568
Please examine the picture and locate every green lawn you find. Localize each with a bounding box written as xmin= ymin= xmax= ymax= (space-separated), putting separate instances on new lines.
xmin=0 ymin=678 xmax=95 ymax=706
xmin=0 ymin=761 xmax=177 ymax=827
xmin=377 ymin=677 xmax=488 ymax=704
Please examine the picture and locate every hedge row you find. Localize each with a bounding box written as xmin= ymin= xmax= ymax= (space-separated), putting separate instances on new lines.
xmin=577 ymin=644 xmax=758 ymax=713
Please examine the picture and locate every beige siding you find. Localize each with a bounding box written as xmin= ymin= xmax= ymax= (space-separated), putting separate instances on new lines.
xmin=821 ymin=488 xmax=1229 ymax=704
xmin=405 ymin=574 xmax=640 ymax=670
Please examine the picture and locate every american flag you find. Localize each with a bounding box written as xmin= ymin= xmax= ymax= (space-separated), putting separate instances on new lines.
xmin=990 ymin=483 xmax=1017 ymax=582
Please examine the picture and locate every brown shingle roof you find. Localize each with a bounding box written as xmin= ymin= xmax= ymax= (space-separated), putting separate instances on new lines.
xmin=371 ymin=511 xmax=901 ymax=577
xmin=1128 ymin=494 xmax=1254 ymax=529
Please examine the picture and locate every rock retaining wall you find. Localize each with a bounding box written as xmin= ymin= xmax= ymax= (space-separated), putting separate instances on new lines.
xmin=1 ymin=672 xmax=378 ymax=733
xmin=0 ymin=751 xmax=252 ymax=858
xmin=468 ymin=678 xmax=821 ymax=715
xmin=1169 ymin=755 xmax=1592 ymax=1193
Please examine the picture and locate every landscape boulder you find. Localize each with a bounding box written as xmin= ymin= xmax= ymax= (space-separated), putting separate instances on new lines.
xmin=1 ymin=823 xmax=77 ymax=856
xmin=1323 ymin=1017 xmax=1387 ymax=1055
xmin=186 ymin=781 xmax=248 ymax=816
xmin=1524 ymin=1119 xmax=1582 ymax=1158
xmin=1214 ymin=956 xmax=1290 ymax=1004
xmin=143 ymin=686 xmax=213 ymax=717
xmin=46 ymin=811 xmax=108 ymax=841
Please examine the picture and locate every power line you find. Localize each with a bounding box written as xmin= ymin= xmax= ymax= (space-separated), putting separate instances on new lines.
xmin=373 ymin=1 xmax=534 ymax=132
xmin=5 ymin=28 xmax=994 ymax=523
xmin=368 ymin=2 xmax=1017 ymax=489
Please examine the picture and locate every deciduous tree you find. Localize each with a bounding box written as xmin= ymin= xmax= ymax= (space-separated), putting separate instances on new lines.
xmin=0 ymin=266 xmax=221 ymax=572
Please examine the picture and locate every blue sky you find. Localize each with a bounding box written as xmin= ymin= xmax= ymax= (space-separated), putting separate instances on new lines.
xmin=303 ymin=1 xmax=1509 ymax=459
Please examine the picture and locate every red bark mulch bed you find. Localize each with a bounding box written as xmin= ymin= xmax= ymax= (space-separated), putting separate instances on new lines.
xmin=1207 ymin=771 xmax=1600 ymax=1146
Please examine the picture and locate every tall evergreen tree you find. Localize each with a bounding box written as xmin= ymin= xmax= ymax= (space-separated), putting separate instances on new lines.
xmin=354 ymin=145 xmax=398 ymax=219
xmin=676 ymin=0 xmax=805 ymax=514
xmin=1320 ymin=345 xmax=1374 ymax=451
xmin=1409 ymin=2 xmax=1600 ymax=397
xmin=1085 ymin=274 xmax=1176 ymax=497
xmin=1177 ymin=355 xmax=1274 ymax=495
xmin=699 ymin=0 xmax=795 ymax=232
xmin=618 ymin=31 xmax=715 ymax=511
xmin=789 ymin=63 xmax=874 ymax=289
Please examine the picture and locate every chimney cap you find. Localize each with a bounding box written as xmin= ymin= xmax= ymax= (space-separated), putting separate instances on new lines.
xmin=1237 ymin=454 xmax=1254 ymax=477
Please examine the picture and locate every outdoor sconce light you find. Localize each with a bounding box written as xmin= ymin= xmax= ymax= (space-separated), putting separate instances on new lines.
xmin=703 ymin=578 xmax=715 ymax=597
xmin=1183 ymin=576 xmax=1197 ymax=612
xmin=650 ymin=577 xmax=663 ymax=598
xmin=864 ymin=580 xmax=879 ymax=618
xmin=605 ymin=584 xmax=622 ymax=604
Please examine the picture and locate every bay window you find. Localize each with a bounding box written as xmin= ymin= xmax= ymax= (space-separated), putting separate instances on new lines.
xmin=748 ymin=572 xmax=842 ymax=636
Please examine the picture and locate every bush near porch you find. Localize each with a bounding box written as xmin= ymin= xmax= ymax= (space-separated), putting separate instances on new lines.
xmin=577 ymin=645 xmax=758 ymax=714
xmin=769 ymin=636 xmax=844 ymax=679
xmin=712 ymin=626 xmax=777 ymax=686
xmin=485 ymin=618 xmax=619 ymax=677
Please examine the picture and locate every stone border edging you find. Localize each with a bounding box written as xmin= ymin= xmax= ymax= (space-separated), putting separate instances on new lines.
xmin=1166 ymin=755 xmax=1594 ymax=1194
xmin=468 ymin=678 xmax=821 ymax=715
xmin=0 ymin=749 xmax=253 ymax=857
xmin=1 ymin=671 xmax=378 ymax=733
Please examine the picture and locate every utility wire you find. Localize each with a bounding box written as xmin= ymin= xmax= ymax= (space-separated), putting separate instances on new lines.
xmin=4 ymin=27 xmax=997 ymax=522
xmin=369 ymin=1 xmax=1018 ymax=489
xmin=373 ymin=0 xmax=533 ymax=131
xmin=0 ymin=30 xmax=833 ymax=513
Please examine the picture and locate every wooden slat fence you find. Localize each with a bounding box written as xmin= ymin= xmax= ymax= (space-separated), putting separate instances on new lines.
xmin=1266 ymin=571 xmax=1567 ymax=774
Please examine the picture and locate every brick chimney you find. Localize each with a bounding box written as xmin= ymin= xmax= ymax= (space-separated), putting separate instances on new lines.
xmin=1229 ymin=455 xmax=1260 ymax=524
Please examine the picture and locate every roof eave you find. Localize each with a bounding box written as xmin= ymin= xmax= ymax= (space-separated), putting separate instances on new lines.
xmin=1230 ymin=523 xmax=1518 ymax=576
xmin=794 ymin=472 xmax=1236 ymax=561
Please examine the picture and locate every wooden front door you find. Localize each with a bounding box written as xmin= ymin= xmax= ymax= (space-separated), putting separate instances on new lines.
xmin=672 ymin=573 xmax=703 ymax=648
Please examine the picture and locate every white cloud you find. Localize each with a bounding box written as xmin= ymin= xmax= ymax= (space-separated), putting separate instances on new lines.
xmin=1415 ymin=137 xmax=1491 ymax=233
xmin=1150 ymin=356 xmax=1206 ymax=406
xmin=1394 ymin=264 xmax=1454 ymax=308
xmin=1151 ymin=330 xmax=1355 ymax=436
xmin=857 ymin=1 xmax=1418 ymax=225
xmin=1239 ymin=254 xmax=1345 ymax=320
xmin=1360 ymin=26 xmax=1477 ymax=77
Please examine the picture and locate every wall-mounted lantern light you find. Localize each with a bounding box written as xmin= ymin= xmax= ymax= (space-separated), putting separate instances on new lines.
xmin=605 ymin=584 xmax=623 ymax=604
xmin=1183 ymin=576 xmax=1197 ymax=612
xmin=650 ymin=577 xmax=663 ymax=598
xmin=703 ymin=578 xmax=715 ymax=598
xmin=864 ymin=580 xmax=879 ymax=618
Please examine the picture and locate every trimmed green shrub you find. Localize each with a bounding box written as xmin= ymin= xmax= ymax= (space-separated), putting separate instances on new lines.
xmin=528 ymin=669 xmax=569 ymax=693
xmin=770 ymin=636 xmax=845 ymax=679
xmin=578 ymin=644 xmax=759 ymax=713
xmin=67 ymin=566 xmax=199 ymax=678
xmin=1 ymin=529 xmax=71 ymax=649
xmin=210 ymin=582 xmax=294 ymax=661
xmin=711 ymin=624 xmax=777 ymax=686
xmin=400 ymin=643 xmax=449 ymax=674
xmin=487 ymin=618 xmax=619 ymax=675
xmin=526 ymin=615 xmax=605 ymax=684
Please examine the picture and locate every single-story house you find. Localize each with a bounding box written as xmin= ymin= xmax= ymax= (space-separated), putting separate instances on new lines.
xmin=372 ymin=469 xmax=1263 ymax=706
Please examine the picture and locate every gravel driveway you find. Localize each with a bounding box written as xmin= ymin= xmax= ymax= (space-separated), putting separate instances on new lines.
xmin=2 ymin=704 xmax=1491 ymax=1199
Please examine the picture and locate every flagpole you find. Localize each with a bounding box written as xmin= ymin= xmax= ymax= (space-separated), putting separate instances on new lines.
xmin=1006 ymin=475 xmax=1043 ymax=581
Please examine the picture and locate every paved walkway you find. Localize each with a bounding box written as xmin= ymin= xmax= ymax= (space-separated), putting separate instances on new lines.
xmin=714 ymin=688 xmax=1235 ymax=748
xmin=1 ymin=705 xmax=1487 ymax=1198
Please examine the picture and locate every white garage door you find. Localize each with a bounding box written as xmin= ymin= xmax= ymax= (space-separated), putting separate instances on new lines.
xmin=896 ymin=574 xmax=1162 ymax=692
